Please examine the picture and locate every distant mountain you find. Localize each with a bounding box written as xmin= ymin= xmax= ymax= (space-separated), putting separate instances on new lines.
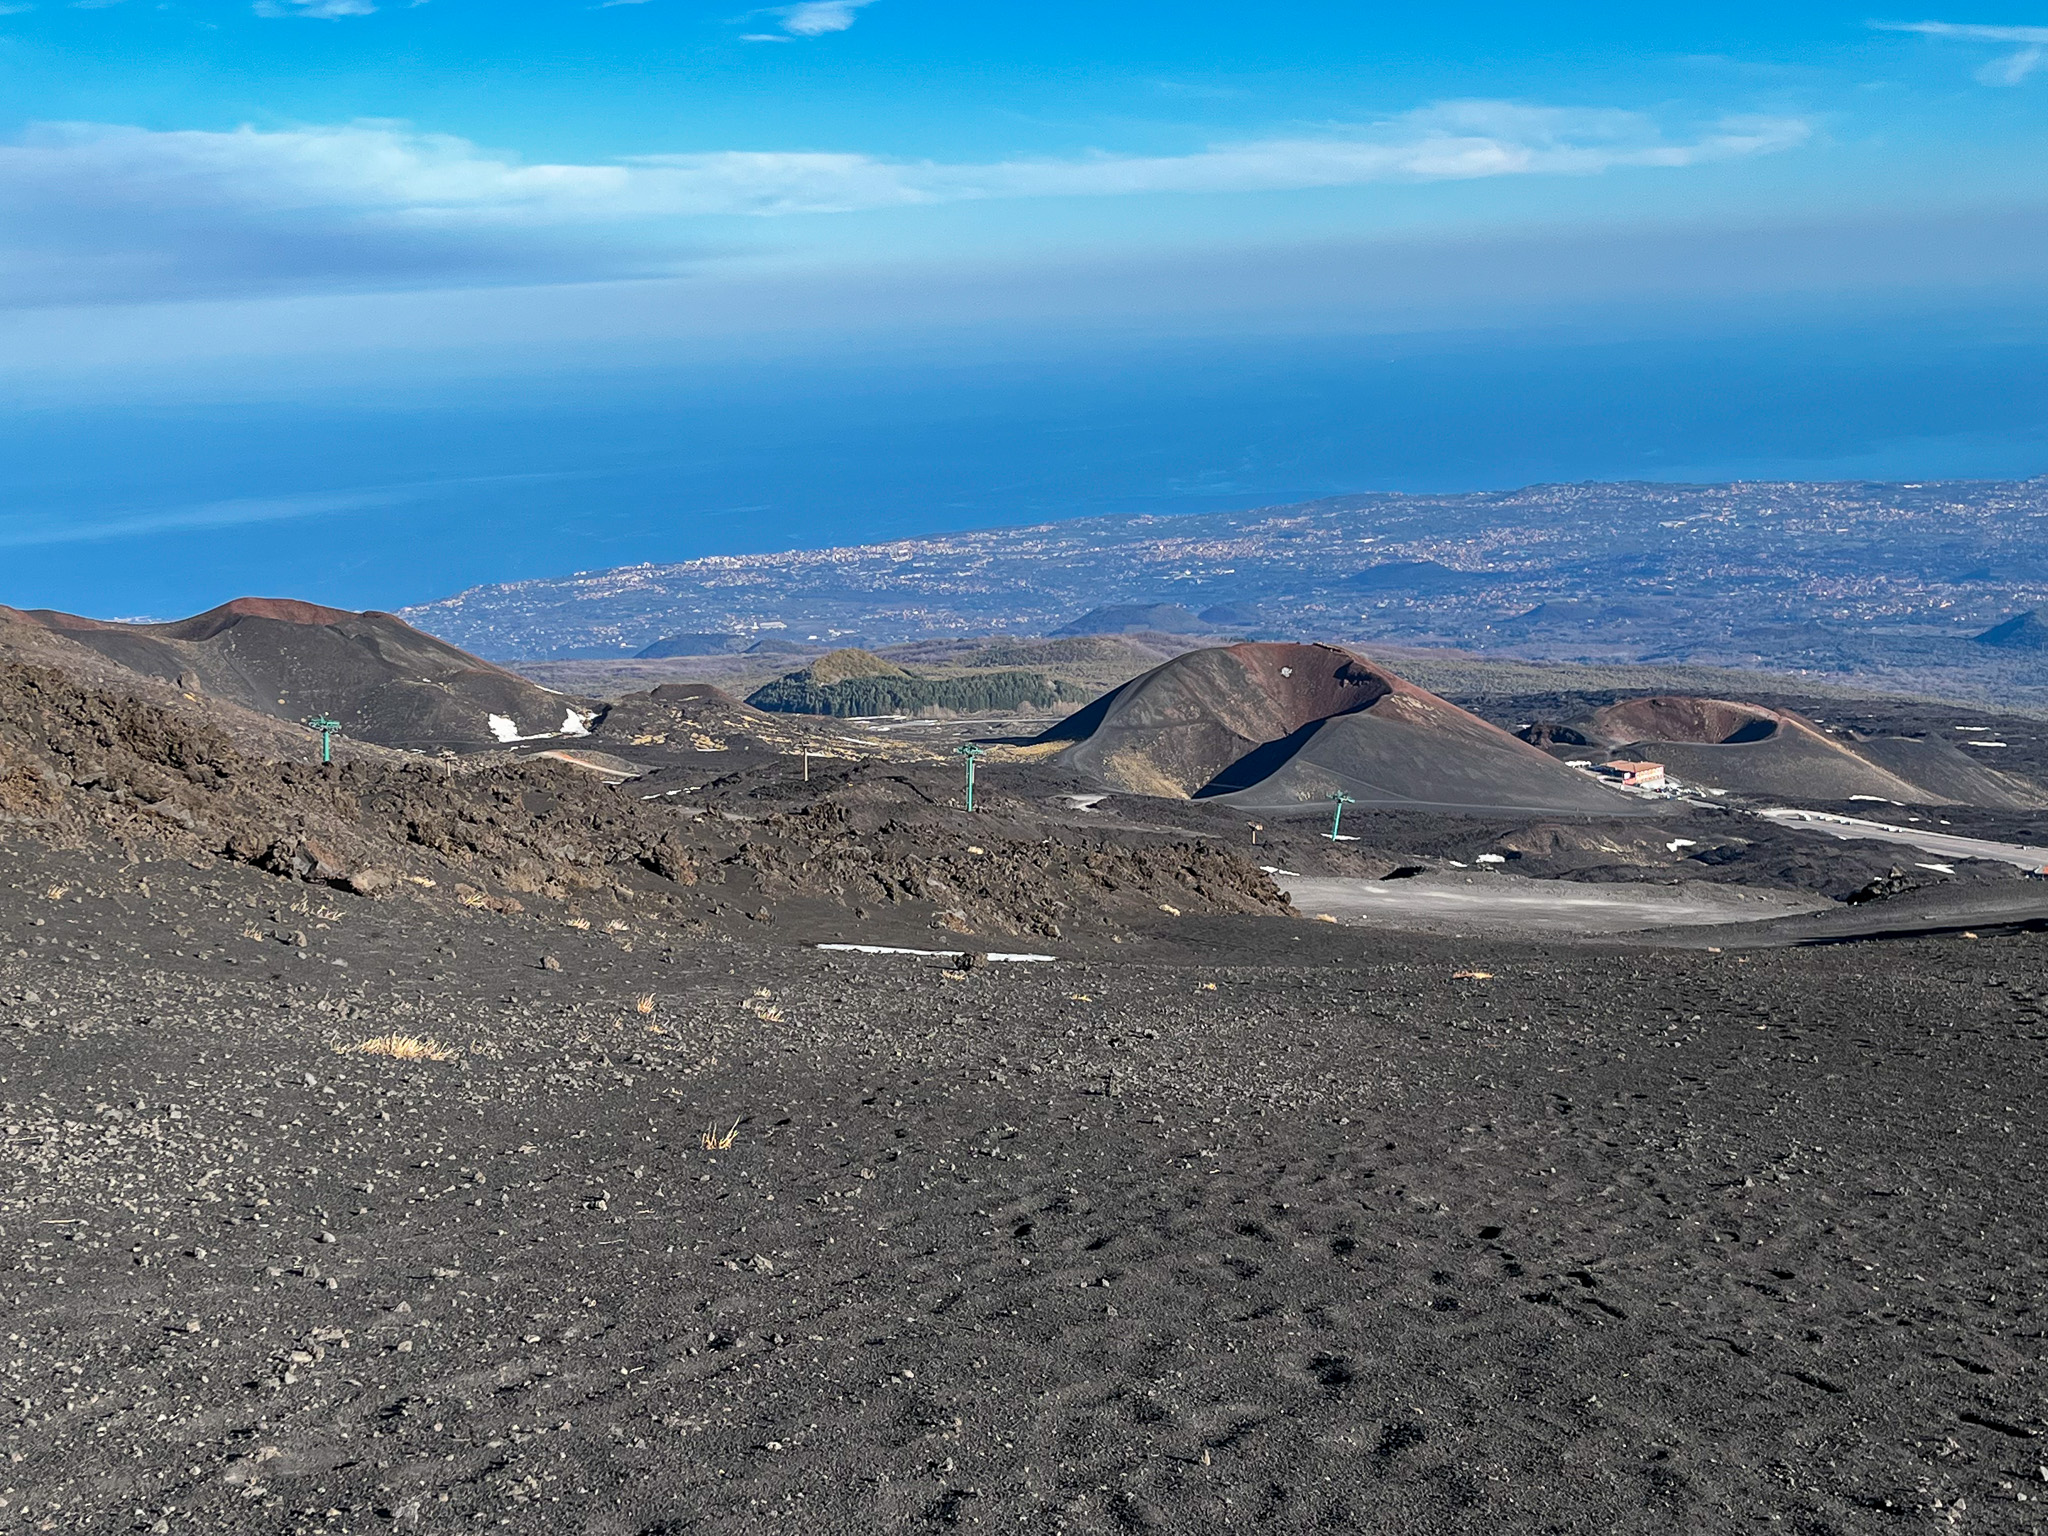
xmin=1532 ymin=695 xmax=2046 ymax=809
xmin=1 ymin=598 xmax=586 ymax=752
xmin=1038 ymin=641 xmax=1638 ymax=816
xmin=635 ymin=633 xmax=745 ymax=658
xmin=1053 ymin=603 xmax=1209 ymax=636
xmin=1975 ymin=610 xmax=2048 ymax=650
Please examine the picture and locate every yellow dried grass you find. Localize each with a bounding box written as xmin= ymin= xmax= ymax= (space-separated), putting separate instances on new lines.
xmin=344 ymin=1034 xmax=457 ymax=1062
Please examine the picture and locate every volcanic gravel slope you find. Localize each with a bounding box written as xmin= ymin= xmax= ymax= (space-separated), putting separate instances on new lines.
xmin=3 ymin=600 xmax=585 ymax=752
xmin=1543 ymin=696 xmax=2048 ymax=810
xmin=1040 ymin=642 xmax=1638 ymax=816
xmin=4 ymin=840 xmax=2047 ymax=1534
xmin=4 ymin=639 xmax=2048 ymax=1533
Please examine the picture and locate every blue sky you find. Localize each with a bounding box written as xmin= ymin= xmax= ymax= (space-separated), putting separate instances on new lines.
xmin=4 ymin=2 xmax=2048 ymax=615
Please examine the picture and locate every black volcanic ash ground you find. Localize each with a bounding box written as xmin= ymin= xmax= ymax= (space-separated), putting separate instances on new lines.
xmin=4 ymin=838 xmax=2046 ymax=1534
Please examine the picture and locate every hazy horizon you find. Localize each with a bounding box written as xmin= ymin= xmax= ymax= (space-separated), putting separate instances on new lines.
xmin=5 ymin=2 xmax=2048 ymax=616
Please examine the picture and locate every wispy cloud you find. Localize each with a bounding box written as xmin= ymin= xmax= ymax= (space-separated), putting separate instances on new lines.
xmin=0 ymin=104 xmax=1810 ymax=306
xmin=778 ymin=0 xmax=874 ymax=35
xmin=742 ymin=0 xmax=877 ymax=40
xmin=254 ymin=0 xmax=377 ymax=15
xmin=1873 ymin=19 xmax=2048 ymax=83
xmin=0 ymin=487 xmax=406 ymax=548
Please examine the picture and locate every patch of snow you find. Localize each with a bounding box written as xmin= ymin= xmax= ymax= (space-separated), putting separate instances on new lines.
xmin=487 ymin=714 xmax=522 ymax=743
xmin=1916 ymin=862 xmax=1956 ymax=874
xmin=1258 ymin=866 xmax=1303 ymax=878
xmin=1960 ymin=740 xmax=2007 ymax=748
xmin=560 ymin=709 xmax=593 ymax=736
xmin=1666 ymin=839 xmax=1698 ymax=852
xmin=1475 ymin=853 xmax=1507 ymax=864
xmin=815 ymin=944 xmax=1056 ymax=962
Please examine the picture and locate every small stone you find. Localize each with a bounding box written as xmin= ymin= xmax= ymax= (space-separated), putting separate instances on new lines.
xmin=541 ymin=956 xmax=561 ymax=971
xmin=319 ymin=1231 xmax=338 ymax=1244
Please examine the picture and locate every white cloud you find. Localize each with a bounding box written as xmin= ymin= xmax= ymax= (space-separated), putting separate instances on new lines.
xmin=0 ymin=487 xmax=407 ymax=548
xmin=770 ymin=0 xmax=875 ymax=37
xmin=254 ymin=0 xmax=377 ymax=16
xmin=0 ymin=104 xmax=1811 ymax=304
xmin=1873 ymin=19 xmax=2048 ymax=83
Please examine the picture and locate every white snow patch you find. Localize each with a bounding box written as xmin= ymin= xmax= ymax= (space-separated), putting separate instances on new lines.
xmin=1476 ymin=853 xmax=1507 ymax=863
xmin=1666 ymin=838 xmax=1698 ymax=852
xmin=560 ymin=709 xmax=593 ymax=736
xmin=487 ymin=714 xmax=522 ymax=743
xmin=815 ymin=944 xmax=1056 ymax=962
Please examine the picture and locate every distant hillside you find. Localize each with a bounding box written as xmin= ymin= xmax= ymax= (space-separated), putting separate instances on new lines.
xmin=801 ymin=648 xmax=909 ymax=685
xmin=1053 ymin=603 xmax=1211 ymax=637
xmin=398 ymin=475 xmax=2048 ymax=710
xmin=634 ymin=633 xmax=745 ymax=658
xmin=1038 ymin=640 xmax=1641 ymax=815
xmin=1976 ymin=610 xmax=2048 ymax=650
xmin=1 ymin=598 xmax=587 ymax=752
xmin=747 ymin=649 xmax=1087 ymax=717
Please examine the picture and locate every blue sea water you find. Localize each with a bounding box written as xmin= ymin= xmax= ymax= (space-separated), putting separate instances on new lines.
xmin=3 ymin=310 xmax=2044 ymax=619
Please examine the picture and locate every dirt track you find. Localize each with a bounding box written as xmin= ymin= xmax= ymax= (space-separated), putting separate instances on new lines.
xmin=5 ymin=839 xmax=2046 ymax=1534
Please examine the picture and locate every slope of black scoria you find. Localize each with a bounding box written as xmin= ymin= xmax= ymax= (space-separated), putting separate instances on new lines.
xmin=6 ymin=598 xmax=587 ymax=751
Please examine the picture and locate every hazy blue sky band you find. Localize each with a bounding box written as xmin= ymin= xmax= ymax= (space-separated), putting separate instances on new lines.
xmin=3 ymin=2 xmax=2047 ymax=616
xmin=3 ymin=3 xmax=2047 ymax=314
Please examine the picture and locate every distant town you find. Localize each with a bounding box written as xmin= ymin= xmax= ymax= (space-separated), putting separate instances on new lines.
xmin=404 ymin=477 xmax=2048 ymax=706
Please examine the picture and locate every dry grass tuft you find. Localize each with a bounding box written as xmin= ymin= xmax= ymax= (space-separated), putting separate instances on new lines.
xmin=702 ymin=1119 xmax=741 ymax=1152
xmin=636 ymin=994 xmax=656 ymax=1015
xmin=605 ymin=919 xmax=630 ymax=934
xmin=565 ymin=917 xmax=591 ymax=931
xmin=344 ymin=1034 xmax=457 ymax=1062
